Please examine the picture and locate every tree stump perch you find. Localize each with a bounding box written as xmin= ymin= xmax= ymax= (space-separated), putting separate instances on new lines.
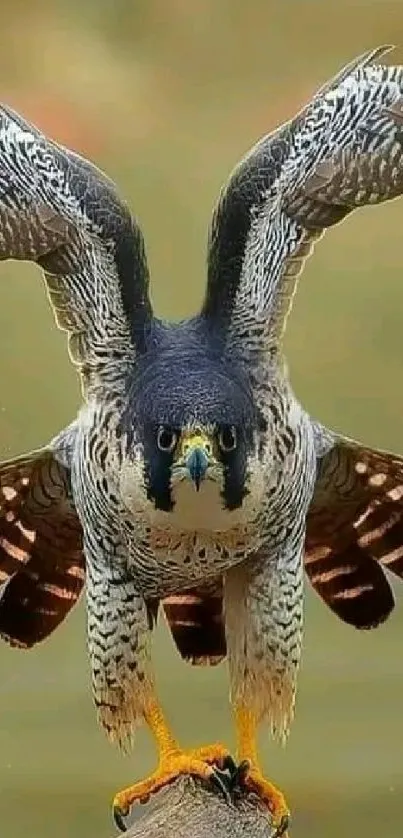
xmin=113 ymin=775 xmax=284 ymax=838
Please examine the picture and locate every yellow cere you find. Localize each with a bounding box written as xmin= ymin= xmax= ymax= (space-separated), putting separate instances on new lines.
xmin=178 ymin=429 xmax=215 ymax=459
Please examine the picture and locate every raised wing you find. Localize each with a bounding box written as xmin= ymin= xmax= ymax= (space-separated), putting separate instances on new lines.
xmin=204 ymin=46 xmax=403 ymax=363
xmin=305 ymin=425 xmax=403 ymax=629
xmin=0 ymin=105 xmax=152 ymax=396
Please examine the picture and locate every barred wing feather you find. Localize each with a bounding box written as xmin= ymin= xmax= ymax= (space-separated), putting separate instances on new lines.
xmin=205 ymin=46 xmax=403 ymax=361
xmin=0 ymin=105 xmax=152 ymax=395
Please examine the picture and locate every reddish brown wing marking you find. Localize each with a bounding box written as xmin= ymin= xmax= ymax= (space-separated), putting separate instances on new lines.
xmin=163 ymin=578 xmax=226 ymax=664
xmin=305 ymin=439 xmax=403 ymax=629
xmin=0 ymin=450 xmax=84 ymax=647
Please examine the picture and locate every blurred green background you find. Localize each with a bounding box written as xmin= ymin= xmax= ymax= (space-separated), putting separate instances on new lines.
xmin=0 ymin=2 xmax=403 ymax=836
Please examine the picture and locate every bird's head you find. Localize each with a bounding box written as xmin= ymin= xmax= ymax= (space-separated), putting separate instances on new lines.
xmin=150 ymin=420 xmax=243 ymax=499
xmin=120 ymin=336 xmax=267 ymax=529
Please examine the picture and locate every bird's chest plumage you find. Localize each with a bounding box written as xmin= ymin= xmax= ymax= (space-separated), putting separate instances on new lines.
xmin=121 ymin=478 xmax=262 ymax=596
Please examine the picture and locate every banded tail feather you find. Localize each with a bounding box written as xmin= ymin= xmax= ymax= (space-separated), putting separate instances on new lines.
xmin=0 ymin=448 xmax=84 ymax=647
xmin=163 ymin=579 xmax=226 ymax=665
xmin=305 ymin=431 xmax=403 ymax=628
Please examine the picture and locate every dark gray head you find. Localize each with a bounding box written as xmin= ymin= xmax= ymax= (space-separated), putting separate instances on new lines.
xmin=122 ymin=323 xmax=266 ymax=515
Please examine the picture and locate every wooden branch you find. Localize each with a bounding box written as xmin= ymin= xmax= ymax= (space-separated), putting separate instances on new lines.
xmin=113 ymin=776 xmax=284 ymax=838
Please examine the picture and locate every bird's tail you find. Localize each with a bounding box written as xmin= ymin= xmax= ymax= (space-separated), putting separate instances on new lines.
xmin=305 ymin=425 xmax=403 ymax=628
xmin=162 ymin=579 xmax=226 ymax=665
xmin=0 ymin=444 xmax=84 ymax=648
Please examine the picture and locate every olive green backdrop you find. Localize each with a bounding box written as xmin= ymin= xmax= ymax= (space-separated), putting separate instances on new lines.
xmin=0 ymin=3 xmax=402 ymax=837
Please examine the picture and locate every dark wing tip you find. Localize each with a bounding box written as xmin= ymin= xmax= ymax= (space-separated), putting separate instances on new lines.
xmin=0 ymin=448 xmax=84 ymax=649
xmin=0 ymin=561 xmax=84 ymax=648
xmin=305 ymin=542 xmax=396 ymax=630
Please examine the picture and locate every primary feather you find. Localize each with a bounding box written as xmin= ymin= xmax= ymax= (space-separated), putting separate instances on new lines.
xmin=205 ymin=45 xmax=403 ymax=361
xmin=0 ymin=106 xmax=151 ymax=395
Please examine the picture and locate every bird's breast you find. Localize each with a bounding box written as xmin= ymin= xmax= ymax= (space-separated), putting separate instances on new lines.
xmin=158 ymin=476 xmax=247 ymax=532
xmin=121 ymin=461 xmax=263 ymax=594
xmin=122 ymin=479 xmax=261 ymax=594
xmin=147 ymin=477 xmax=261 ymax=568
xmin=126 ymin=521 xmax=261 ymax=596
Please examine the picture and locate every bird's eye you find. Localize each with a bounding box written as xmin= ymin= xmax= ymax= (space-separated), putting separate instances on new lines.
xmin=218 ymin=426 xmax=237 ymax=452
xmin=157 ymin=427 xmax=177 ymax=453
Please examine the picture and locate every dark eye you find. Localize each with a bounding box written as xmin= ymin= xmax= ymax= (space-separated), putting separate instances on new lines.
xmin=218 ymin=425 xmax=237 ymax=452
xmin=157 ymin=427 xmax=177 ymax=453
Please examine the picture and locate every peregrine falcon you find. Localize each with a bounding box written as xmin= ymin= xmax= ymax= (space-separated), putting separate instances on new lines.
xmin=1 ymin=46 xmax=403 ymax=835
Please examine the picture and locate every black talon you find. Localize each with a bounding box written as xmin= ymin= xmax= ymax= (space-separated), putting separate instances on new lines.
xmin=272 ymin=814 xmax=290 ymax=838
xmin=208 ymin=755 xmax=254 ymax=802
xmin=113 ymin=805 xmax=129 ymax=833
xmin=228 ymin=758 xmax=251 ymax=792
xmin=220 ymin=754 xmax=238 ymax=774
xmin=209 ymin=764 xmax=234 ymax=803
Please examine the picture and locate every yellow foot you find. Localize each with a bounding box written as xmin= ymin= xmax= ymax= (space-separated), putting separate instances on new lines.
xmin=242 ymin=765 xmax=290 ymax=837
xmin=112 ymin=743 xmax=230 ymax=830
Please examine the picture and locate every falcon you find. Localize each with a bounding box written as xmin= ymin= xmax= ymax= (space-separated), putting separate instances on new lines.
xmin=1 ymin=46 xmax=403 ymax=836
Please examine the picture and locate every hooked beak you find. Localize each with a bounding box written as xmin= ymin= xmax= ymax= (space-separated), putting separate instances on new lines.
xmin=186 ymin=447 xmax=209 ymax=491
xmin=180 ymin=432 xmax=214 ymax=491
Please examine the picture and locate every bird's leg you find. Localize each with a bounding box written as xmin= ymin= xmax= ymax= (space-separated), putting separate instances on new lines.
xmin=81 ymin=513 xmax=231 ymax=830
xmin=224 ymin=542 xmax=306 ymax=837
xmin=113 ymin=695 xmax=231 ymax=824
xmin=235 ymin=703 xmax=290 ymax=836
xmin=84 ymin=555 xmax=230 ymax=823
